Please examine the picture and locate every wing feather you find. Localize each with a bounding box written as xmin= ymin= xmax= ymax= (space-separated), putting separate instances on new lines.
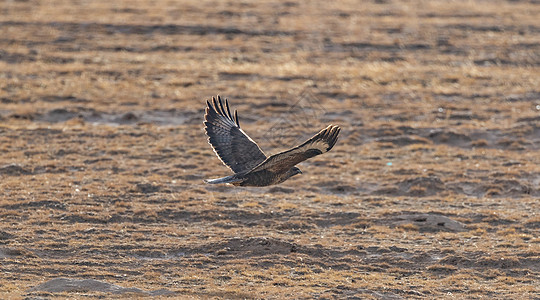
xmin=204 ymin=96 xmax=267 ymax=173
xmin=248 ymin=125 xmax=340 ymax=174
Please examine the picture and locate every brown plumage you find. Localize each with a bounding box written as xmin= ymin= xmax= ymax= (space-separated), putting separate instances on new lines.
xmin=204 ymin=96 xmax=340 ymax=187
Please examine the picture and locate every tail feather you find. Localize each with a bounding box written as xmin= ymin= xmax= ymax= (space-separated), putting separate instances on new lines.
xmin=204 ymin=175 xmax=242 ymax=185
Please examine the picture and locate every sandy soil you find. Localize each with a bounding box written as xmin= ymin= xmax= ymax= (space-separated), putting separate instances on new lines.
xmin=1 ymin=0 xmax=539 ymax=298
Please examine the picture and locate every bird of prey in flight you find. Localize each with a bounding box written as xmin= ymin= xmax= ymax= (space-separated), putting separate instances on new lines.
xmin=204 ymin=96 xmax=340 ymax=187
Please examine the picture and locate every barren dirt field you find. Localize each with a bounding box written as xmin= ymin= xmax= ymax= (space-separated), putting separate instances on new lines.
xmin=1 ymin=0 xmax=539 ymax=298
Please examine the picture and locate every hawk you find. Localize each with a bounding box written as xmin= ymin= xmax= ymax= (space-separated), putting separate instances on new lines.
xmin=203 ymin=96 xmax=340 ymax=187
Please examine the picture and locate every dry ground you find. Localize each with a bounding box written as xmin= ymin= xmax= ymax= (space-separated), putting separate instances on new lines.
xmin=1 ymin=0 xmax=539 ymax=298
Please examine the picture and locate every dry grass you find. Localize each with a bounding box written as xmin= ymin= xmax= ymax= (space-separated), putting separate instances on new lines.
xmin=0 ymin=0 xmax=539 ymax=298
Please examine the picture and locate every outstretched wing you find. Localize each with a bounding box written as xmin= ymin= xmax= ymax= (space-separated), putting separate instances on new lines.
xmin=204 ymin=96 xmax=267 ymax=173
xmin=247 ymin=125 xmax=340 ymax=174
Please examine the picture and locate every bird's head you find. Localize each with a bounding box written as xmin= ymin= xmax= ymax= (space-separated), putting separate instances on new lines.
xmin=290 ymin=167 xmax=302 ymax=177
